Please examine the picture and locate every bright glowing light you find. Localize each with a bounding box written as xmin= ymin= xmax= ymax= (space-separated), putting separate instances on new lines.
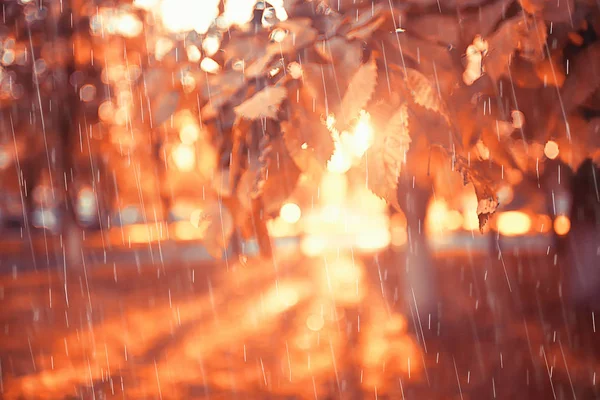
xmin=76 ymin=187 xmax=97 ymax=219
xmin=288 ymin=62 xmax=303 ymax=79
xmin=115 ymin=13 xmax=143 ymax=37
xmin=160 ymin=0 xmax=219 ymax=34
xmin=155 ymin=38 xmax=174 ymax=61
xmin=200 ymin=58 xmax=221 ymax=74
xmin=426 ymin=199 xmax=449 ymax=234
xmin=202 ymin=35 xmax=220 ymax=57
xmin=320 ymin=172 xmax=348 ymax=205
xmin=554 ymin=215 xmax=571 ymax=236
xmin=171 ymin=144 xmax=196 ymax=172
xmin=133 ymin=0 xmax=159 ymax=10
xmin=173 ymin=221 xmax=205 ymax=240
xmin=263 ymin=285 xmax=299 ymax=315
xmin=322 ymin=258 xmax=365 ymax=305
xmin=544 ymin=140 xmax=559 ymax=159
xmin=280 ymin=203 xmax=301 ymax=224
xmin=222 ymin=0 xmax=257 ymax=27
xmin=179 ymin=124 xmax=201 ymax=144
xmin=326 ymin=111 xmax=374 ymax=172
xmin=356 ymin=226 xmax=391 ymax=251
xmin=271 ymin=28 xmax=287 ymax=43
xmin=186 ymin=45 xmax=201 ymax=62
xmin=445 ymin=210 xmax=464 ymax=231
xmin=327 ymin=145 xmax=353 ymax=173
xmin=127 ymin=224 xmax=162 ymax=244
xmin=497 ymin=211 xmax=532 ymax=236
xmin=300 ymin=235 xmax=326 ymax=256
xmin=349 ymin=110 xmax=374 ymax=157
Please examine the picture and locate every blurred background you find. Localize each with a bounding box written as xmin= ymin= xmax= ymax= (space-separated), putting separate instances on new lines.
xmin=1 ymin=0 xmax=600 ymax=399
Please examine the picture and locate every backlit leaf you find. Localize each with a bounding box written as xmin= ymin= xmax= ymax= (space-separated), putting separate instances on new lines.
xmin=235 ymin=86 xmax=288 ymax=120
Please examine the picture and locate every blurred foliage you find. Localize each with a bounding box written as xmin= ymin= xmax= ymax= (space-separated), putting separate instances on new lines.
xmin=0 ymin=0 xmax=599 ymax=257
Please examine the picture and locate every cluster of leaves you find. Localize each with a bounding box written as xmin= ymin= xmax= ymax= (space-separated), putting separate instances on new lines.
xmin=3 ymin=0 xmax=599 ymax=258
xmin=118 ymin=0 xmax=599 ymax=256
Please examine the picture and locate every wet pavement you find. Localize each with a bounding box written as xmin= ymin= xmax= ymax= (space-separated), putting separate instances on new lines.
xmin=1 ymin=245 xmax=599 ymax=399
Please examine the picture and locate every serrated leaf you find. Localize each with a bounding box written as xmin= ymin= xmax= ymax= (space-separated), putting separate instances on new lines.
xmin=406 ymin=102 xmax=456 ymax=148
xmin=281 ymin=105 xmax=335 ymax=181
xmin=336 ymin=58 xmax=378 ymax=129
xmin=234 ymin=86 xmax=288 ymax=120
xmin=341 ymin=3 xmax=390 ymax=40
xmin=361 ymin=103 xmax=411 ymax=210
xmin=403 ymin=68 xmax=462 ymax=150
xmin=251 ymin=135 xmax=301 ymax=214
xmin=483 ymin=14 xmax=547 ymax=83
xmin=405 ymin=68 xmax=446 ymax=115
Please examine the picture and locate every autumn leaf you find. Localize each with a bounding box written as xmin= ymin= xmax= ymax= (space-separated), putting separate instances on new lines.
xmin=340 ymin=2 xmax=390 ymax=40
xmin=455 ymin=157 xmax=500 ymax=231
xmin=234 ymin=86 xmax=288 ymax=120
xmin=281 ymin=104 xmax=335 ymax=182
xmin=360 ymin=104 xmax=411 ymax=210
xmin=405 ymin=68 xmax=446 ymax=115
xmin=336 ymin=58 xmax=378 ymax=129
xmin=483 ymin=14 xmax=547 ymax=83
xmin=251 ymin=135 xmax=301 ymax=214
xmin=403 ymin=68 xmax=460 ymax=149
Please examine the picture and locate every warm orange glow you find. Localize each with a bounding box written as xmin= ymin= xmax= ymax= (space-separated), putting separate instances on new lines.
xmin=171 ymin=144 xmax=196 ymax=172
xmin=348 ymin=110 xmax=374 ymax=157
xmin=186 ymin=45 xmax=201 ymax=62
xmin=115 ymin=13 xmax=143 ymax=37
xmin=327 ymin=146 xmax=353 ymax=173
xmin=319 ymin=172 xmax=348 ymax=206
xmin=390 ymin=212 xmax=408 ymax=247
xmin=554 ymin=215 xmax=571 ymax=236
xmin=306 ymin=314 xmax=325 ymax=332
xmin=200 ymin=57 xmax=221 ymax=74
xmin=202 ymin=35 xmax=221 ymax=57
xmin=173 ymin=221 xmax=206 ymax=240
xmin=300 ymin=235 xmax=326 ymax=256
xmin=544 ymin=140 xmax=560 ymax=159
xmin=356 ymin=215 xmax=391 ymax=251
xmin=159 ymin=0 xmax=219 ymax=34
xmin=535 ymin=214 xmax=553 ymax=233
xmin=98 ymin=101 xmax=115 ymax=122
xmin=189 ymin=209 xmax=206 ymax=228
xmin=496 ymin=211 xmax=532 ymax=236
xmin=125 ymin=224 xmax=165 ymax=244
xmin=426 ymin=199 xmax=449 ymax=234
xmin=327 ymin=111 xmax=374 ymax=173
xmin=179 ymin=124 xmax=201 ymax=144
xmin=446 ymin=210 xmax=464 ymax=231
xmin=280 ymin=202 xmax=301 ymax=224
